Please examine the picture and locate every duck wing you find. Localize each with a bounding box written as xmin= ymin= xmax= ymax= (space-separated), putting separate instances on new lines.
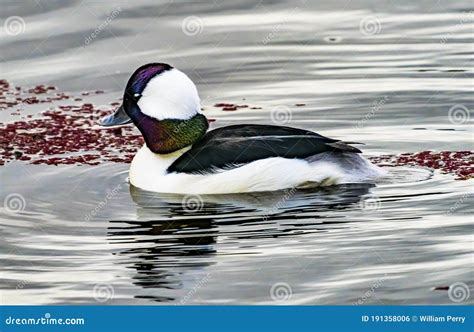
xmin=167 ymin=124 xmax=361 ymax=174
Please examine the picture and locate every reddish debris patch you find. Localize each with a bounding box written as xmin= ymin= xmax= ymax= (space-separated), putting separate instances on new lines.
xmin=370 ymin=151 xmax=474 ymax=180
xmin=0 ymin=79 xmax=143 ymax=166
xmin=214 ymin=103 xmax=250 ymax=111
xmin=295 ymin=103 xmax=306 ymax=107
xmin=0 ymin=79 xmax=72 ymax=109
xmin=28 ymin=85 xmax=56 ymax=94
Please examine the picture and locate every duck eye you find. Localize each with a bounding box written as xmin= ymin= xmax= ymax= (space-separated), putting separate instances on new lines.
xmin=133 ymin=93 xmax=141 ymax=100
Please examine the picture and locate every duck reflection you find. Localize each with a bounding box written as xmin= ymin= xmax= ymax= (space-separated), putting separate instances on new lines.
xmin=107 ymin=184 xmax=372 ymax=303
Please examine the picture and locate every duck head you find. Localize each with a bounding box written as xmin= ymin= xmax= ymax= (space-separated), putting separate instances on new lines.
xmin=101 ymin=63 xmax=209 ymax=154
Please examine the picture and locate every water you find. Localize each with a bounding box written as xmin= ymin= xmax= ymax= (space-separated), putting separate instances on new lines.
xmin=1 ymin=1 xmax=473 ymax=304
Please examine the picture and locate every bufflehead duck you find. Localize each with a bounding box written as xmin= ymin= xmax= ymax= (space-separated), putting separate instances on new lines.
xmin=101 ymin=63 xmax=384 ymax=194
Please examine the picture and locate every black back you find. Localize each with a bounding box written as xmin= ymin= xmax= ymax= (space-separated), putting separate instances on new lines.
xmin=167 ymin=124 xmax=361 ymax=174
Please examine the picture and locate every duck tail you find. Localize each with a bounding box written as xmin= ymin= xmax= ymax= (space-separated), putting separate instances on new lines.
xmin=326 ymin=141 xmax=362 ymax=153
xmin=340 ymin=141 xmax=365 ymax=145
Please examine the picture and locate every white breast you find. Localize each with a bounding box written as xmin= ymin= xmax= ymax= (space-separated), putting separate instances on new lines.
xmin=129 ymin=146 xmax=385 ymax=194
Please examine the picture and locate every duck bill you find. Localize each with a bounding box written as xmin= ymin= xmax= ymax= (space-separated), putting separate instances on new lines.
xmin=100 ymin=105 xmax=133 ymax=127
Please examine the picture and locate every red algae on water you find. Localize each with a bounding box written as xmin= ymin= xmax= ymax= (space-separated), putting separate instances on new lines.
xmin=370 ymin=151 xmax=474 ymax=180
xmin=214 ymin=103 xmax=249 ymax=111
xmin=0 ymin=79 xmax=143 ymax=166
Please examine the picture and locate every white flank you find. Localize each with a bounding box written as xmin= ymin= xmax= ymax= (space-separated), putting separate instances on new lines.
xmin=129 ymin=146 xmax=386 ymax=194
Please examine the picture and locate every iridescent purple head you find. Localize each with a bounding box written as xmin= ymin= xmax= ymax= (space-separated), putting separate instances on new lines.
xmin=126 ymin=63 xmax=173 ymax=97
xmin=100 ymin=63 xmax=174 ymax=127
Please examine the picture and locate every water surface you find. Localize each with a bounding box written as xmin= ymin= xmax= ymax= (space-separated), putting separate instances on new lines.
xmin=0 ymin=0 xmax=473 ymax=304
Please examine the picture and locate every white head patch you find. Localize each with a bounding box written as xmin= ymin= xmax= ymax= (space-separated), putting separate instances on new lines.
xmin=137 ymin=68 xmax=201 ymax=121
